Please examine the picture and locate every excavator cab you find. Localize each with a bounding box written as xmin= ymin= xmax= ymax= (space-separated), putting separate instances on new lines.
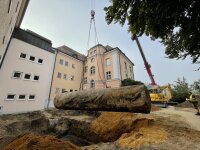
xmin=147 ymin=84 xmax=172 ymax=108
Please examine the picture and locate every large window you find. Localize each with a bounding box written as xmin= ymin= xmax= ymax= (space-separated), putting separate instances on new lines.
xmin=65 ymin=61 xmax=68 ymax=66
xmin=84 ymin=66 xmax=88 ymax=73
xmin=63 ymin=74 xmax=67 ymax=80
xmin=90 ymin=66 xmax=95 ymax=75
xmin=57 ymin=72 xmax=62 ymax=78
xmin=106 ymin=71 xmax=111 ymax=80
xmin=90 ymin=80 xmax=95 ymax=88
xmin=59 ymin=59 xmax=63 ymax=65
xmin=106 ymin=58 xmax=110 ymax=66
xmin=72 ymin=64 xmax=75 ymax=68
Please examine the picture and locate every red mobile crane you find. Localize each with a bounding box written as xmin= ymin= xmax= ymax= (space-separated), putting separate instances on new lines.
xmin=135 ymin=37 xmax=156 ymax=85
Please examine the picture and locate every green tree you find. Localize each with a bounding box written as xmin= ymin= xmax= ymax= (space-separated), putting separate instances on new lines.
xmin=190 ymin=79 xmax=200 ymax=93
xmin=104 ymin=0 xmax=200 ymax=64
xmin=121 ymin=78 xmax=144 ymax=86
xmin=172 ymin=77 xmax=190 ymax=102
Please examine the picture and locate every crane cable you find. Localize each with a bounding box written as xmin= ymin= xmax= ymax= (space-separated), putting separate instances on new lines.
xmin=86 ymin=3 xmax=107 ymax=88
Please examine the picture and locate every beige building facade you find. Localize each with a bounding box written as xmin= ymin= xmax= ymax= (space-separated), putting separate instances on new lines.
xmin=49 ymin=45 xmax=85 ymax=107
xmin=0 ymin=0 xmax=29 ymax=67
xmin=0 ymin=28 xmax=55 ymax=114
xmin=83 ymin=44 xmax=134 ymax=90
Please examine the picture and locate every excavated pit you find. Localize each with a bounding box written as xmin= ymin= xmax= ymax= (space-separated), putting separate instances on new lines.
xmin=1 ymin=107 xmax=200 ymax=150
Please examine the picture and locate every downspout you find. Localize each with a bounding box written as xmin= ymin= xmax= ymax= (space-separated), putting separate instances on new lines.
xmin=118 ymin=50 xmax=122 ymax=86
xmin=47 ymin=49 xmax=58 ymax=109
xmin=80 ymin=60 xmax=85 ymax=91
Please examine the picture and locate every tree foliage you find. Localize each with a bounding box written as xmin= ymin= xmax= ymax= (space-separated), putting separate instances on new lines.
xmin=172 ymin=77 xmax=190 ymax=102
xmin=104 ymin=0 xmax=200 ymax=63
xmin=190 ymin=79 xmax=200 ymax=93
xmin=121 ymin=78 xmax=144 ymax=86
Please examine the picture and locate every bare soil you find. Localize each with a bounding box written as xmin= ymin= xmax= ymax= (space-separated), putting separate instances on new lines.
xmin=1 ymin=106 xmax=200 ymax=150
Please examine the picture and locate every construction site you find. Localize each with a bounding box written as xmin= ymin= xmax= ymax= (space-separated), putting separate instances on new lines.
xmin=0 ymin=0 xmax=200 ymax=150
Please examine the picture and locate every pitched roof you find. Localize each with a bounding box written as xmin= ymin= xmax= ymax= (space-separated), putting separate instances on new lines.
xmin=56 ymin=45 xmax=86 ymax=61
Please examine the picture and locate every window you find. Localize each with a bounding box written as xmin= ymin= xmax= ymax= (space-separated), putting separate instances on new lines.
xmin=106 ymin=71 xmax=111 ymax=80
xmin=125 ymin=62 xmax=127 ymax=70
xmin=71 ymin=75 xmax=74 ymax=80
xmin=84 ymin=77 xmax=87 ymax=84
xmin=20 ymin=53 xmax=26 ymax=59
xmin=8 ymin=0 xmax=12 ymax=13
xmin=29 ymin=95 xmax=35 ymax=100
xmin=33 ymin=75 xmax=39 ymax=81
xmin=90 ymin=66 xmax=95 ymax=75
xmin=106 ymin=58 xmax=111 ymax=66
xmin=38 ymin=58 xmax=43 ymax=64
xmin=24 ymin=74 xmax=31 ymax=80
xmin=90 ymin=51 xmax=93 ymax=55
xmin=57 ymin=72 xmax=62 ymax=78
xmin=63 ymin=74 xmax=67 ymax=80
xmin=29 ymin=56 xmax=35 ymax=61
xmin=18 ymin=95 xmax=26 ymax=100
xmin=129 ymin=66 xmax=132 ymax=72
xmin=65 ymin=61 xmax=68 ymax=66
xmin=59 ymin=59 xmax=63 ymax=65
xmin=55 ymin=88 xmax=60 ymax=94
xmin=72 ymin=64 xmax=75 ymax=68
xmin=126 ymin=74 xmax=128 ymax=78
xmin=90 ymin=80 xmax=95 ymax=88
xmin=13 ymin=71 xmax=22 ymax=79
xmin=70 ymin=89 xmax=73 ymax=92
xmin=75 ymin=90 xmax=78 ymax=92
xmin=84 ymin=66 xmax=88 ymax=73
xmin=6 ymin=94 xmax=15 ymax=100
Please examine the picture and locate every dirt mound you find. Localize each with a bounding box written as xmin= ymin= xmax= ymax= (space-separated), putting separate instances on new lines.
xmin=177 ymin=100 xmax=194 ymax=108
xmin=90 ymin=112 xmax=155 ymax=142
xmin=118 ymin=125 xmax=168 ymax=149
xmin=3 ymin=133 xmax=81 ymax=150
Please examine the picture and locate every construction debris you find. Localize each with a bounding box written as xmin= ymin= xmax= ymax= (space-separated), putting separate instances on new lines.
xmin=54 ymin=85 xmax=151 ymax=113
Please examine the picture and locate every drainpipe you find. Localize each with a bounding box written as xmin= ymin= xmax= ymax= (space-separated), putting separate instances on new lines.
xmin=118 ymin=50 xmax=122 ymax=86
xmin=47 ymin=49 xmax=58 ymax=109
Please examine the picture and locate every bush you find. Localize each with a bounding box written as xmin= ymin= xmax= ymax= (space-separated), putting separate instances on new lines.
xmin=121 ymin=78 xmax=144 ymax=86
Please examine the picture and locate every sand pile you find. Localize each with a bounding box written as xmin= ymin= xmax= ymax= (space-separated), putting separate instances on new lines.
xmin=90 ymin=112 xmax=168 ymax=149
xmin=3 ymin=133 xmax=81 ymax=150
xmin=118 ymin=125 xmax=168 ymax=149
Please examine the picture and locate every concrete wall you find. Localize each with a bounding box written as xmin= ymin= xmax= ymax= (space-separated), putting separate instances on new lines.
xmin=50 ymin=51 xmax=84 ymax=103
xmin=0 ymin=38 xmax=55 ymax=114
xmin=0 ymin=0 xmax=28 ymax=66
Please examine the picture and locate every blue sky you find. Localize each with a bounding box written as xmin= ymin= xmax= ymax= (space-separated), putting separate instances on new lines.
xmin=21 ymin=0 xmax=199 ymax=85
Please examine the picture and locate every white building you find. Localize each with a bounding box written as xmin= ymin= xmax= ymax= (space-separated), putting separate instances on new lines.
xmin=0 ymin=0 xmax=29 ymax=67
xmin=0 ymin=28 xmax=55 ymax=114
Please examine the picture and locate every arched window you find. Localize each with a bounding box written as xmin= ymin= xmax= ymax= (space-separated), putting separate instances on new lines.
xmin=90 ymin=80 xmax=95 ymax=88
xmin=90 ymin=66 xmax=95 ymax=75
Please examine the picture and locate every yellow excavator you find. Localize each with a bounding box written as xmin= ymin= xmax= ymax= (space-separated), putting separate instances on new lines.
xmin=135 ymin=37 xmax=173 ymax=107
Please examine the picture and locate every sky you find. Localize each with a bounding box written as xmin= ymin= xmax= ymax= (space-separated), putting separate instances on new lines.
xmin=21 ymin=0 xmax=199 ymax=85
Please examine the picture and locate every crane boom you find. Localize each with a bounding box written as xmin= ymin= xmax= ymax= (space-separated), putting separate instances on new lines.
xmin=135 ymin=37 xmax=156 ymax=85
